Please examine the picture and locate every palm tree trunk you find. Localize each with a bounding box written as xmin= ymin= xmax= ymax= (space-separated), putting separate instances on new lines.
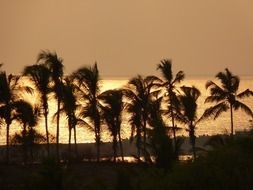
xmin=6 ymin=123 xmax=10 ymax=164
xmin=192 ymin=142 xmax=196 ymax=161
xmin=68 ymin=127 xmax=72 ymax=159
xmin=170 ymin=109 xmax=178 ymax=159
xmin=189 ymin=123 xmax=196 ymax=160
xmin=94 ymin=124 xmax=100 ymax=162
xmin=230 ymin=104 xmax=234 ymax=137
xmin=118 ymin=131 xmax=124 ymax=162
xmin=143 ymin=119 xmax=147 ymax=161
xmin=23 ymin=124 xmax=28 ymax=165
xmin=96 ymin=133 xmax=100 ymax=162
xmin=169 ymin=93 xmax=178 ymax=157
xmin=45 ymin=112 xmax=50 ymax=156
xmin=74 ymin=126 xmax=77 ymax=157
xmin=95 ymin=115 xmax=101 ymax=162
xmin=136 ymin=127 xmax=141 ymax=162
xmin=56 ymin=98 xmax=60 ymax=162
xmin=112 ymin=136 xmax=117 ymax=162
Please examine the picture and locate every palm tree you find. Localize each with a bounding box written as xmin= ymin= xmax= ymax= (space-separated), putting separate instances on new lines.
xmin=12 ymin=100 xmax=40 ymax=164
xmin=202 ymin=68 xmax=253 ymax=137
xmin=177 ymin=86 xmax=201 ymax=160
xmin=60 ymin=77 xmax=83 ymax=158
xmin=37 ymin=50 xmax=64 ymax=161
xmin=23 ymin=64 xmax=51 ymax=155
xmin=157 ymin=59 xmax=185 ymax=157
xmin=124 ymin=75 xmax=161 ymax=161
xmin=0 ymin=71 xmax=32 ymax=163
xmin=72 ymin=63 xmax=102 ymax=162
xmin=147 ymin=96 xmax=174 ymax=169
xmin=99 ymin=89 xmax=125 ymax=162
xmin=0 ymin=73 xmax=17 ymax=163
xmin=126 ymin=95 xmax=142 ymax=160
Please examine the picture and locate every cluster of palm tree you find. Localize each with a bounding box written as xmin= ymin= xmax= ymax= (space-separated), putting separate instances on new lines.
xmin=0 ymin=51 xmax=253 ymax=165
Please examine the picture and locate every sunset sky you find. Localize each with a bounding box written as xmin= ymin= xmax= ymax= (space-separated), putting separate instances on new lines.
xmin=1 ymin=0 xmax=253 ymax=77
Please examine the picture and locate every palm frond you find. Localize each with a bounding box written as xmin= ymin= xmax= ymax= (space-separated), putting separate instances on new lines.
xmin=205 ymin=95 xmax=226 ymax=103
xmin=205 ymin=81 xmax=227 ymax=103
xmin=174 ymin=111 xmax=189 ymax=125
xmin=178 ymin=86 xmax=201 ymax=123
xmin=237 ymin=89 xmax=253 ymax=99
xmin=216 ymin=68 xmax=239 ymax=93
xmin=37 ymin=50 xmax=63 ymax=75
xmin=157 ymin=59 xmax=173 ymax=82
xmin=233 ymin=100 xmax=253 ymax=117
xmin=72 ymin=63 xmax=101 ymax=96
xmin=200 ymin=102 xmax=229 ymax=121
xmin=206 ymin=80 xmax=220 ymax=90
xmin=127 ymin=75 xmax=144 ymax=94
xmin=173 ymin=70 xmax=185 ymax=84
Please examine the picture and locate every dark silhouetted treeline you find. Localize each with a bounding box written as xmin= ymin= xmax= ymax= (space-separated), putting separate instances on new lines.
xmin=0 ymin=51 xmax=253 ymax=169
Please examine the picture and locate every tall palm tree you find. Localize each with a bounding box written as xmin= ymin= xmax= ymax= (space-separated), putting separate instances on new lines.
xmin=0 ymin=71 xmax=32 ymax=163
xmin=157 ymin=59 xmax=184 ymax=157
xmin=99 ymin=89 xmax=125 ymax=162
xmin=23 ymin=64 xmax=51 ymax=155
xmin=202 ymin=68 xmax=253 ymax=137
xmin=72 ymin=63 xmax=102 ymax=162
xmin=124 ymin=75 xmax=161 ymax=161
xmin=37 ymin=50 xmax=64 ymax=161
xmin=60 ymin=77 xmax=83 ymax=158
xmin=12 ymin=100 xmax=40 ymax=164
xmin=177 ymin=86 xmax=201 ymax=160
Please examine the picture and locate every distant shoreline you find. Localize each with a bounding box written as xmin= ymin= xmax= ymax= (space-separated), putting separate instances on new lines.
xmin=0 ymin=132 xmax=251 ymax=163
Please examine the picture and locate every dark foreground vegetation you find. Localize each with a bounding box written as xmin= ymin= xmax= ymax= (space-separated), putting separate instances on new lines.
xmin=0 ymin=135 xmax=253 ymax=190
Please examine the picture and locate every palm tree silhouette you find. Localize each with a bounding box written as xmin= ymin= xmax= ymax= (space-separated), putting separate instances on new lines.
xmin=0 ymin=73 xmax=18 ymax=163
xmin=100 ymin=89 xmax=125 ymax=162
xmin=125 ymin=92 xmax=142 ymax=160
xmin=12 ymin=100 xmax=40 ymax=164
xmin=60 ymin=77 xmax=83 ymax=158
xmin=125 ymin=75 xmax=161 ymax=161
xmin=202 ymin=68 xmax=253 ymax=137
xmin=177 ymin=86 xmax=201 ymax=160
xmin=157 ymin=59 xmax=184 ymax=158
xmin=23 ymin=64 xmax=51 ymax=155
xmin=148 ymin=96 xmax=174 ymax=169
xmin=37 ymin=50 xmax=64 ymax=161
xmin=0 ymin=70 xmax=32 ymax=163
xmin=73 ymin=63 xmax=102 ymax=162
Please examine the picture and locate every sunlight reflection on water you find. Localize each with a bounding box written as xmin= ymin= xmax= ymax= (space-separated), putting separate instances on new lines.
xmin=1 ymin=77 xmax=253 ymax=145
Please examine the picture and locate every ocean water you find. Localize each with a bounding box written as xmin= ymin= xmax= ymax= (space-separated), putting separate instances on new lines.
xmin=1 ymin=77 xmax=253 ymax=145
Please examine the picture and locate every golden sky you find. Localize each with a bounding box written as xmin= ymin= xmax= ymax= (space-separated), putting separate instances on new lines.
xmin=1 ymin=0 xmax=253 ymax=77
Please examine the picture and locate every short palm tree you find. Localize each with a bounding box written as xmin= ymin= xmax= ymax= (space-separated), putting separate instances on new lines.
xmin=157 ymin=59 xmax=185 ymax=157
xmin=99 ymin=89 xmax=125 ymax=162
xmin=72 ymin=63 xmax=102 ymax=162
xmin=23 ymin=64 xmax=51 ymax=155
xmin=177 ymin=86 xmax=201 ymax=160
xmin=12 ymin=100 xmax=40 ymax=164
xmin=124 ymin=75 xmax=161 ymax=161
xmin=37 ymin=50 xmax=64 ymax=161
xmin=0 ymin=69 xmax=32 ymax=163
xmin=202 ymin=68 xmax=253 ymax=137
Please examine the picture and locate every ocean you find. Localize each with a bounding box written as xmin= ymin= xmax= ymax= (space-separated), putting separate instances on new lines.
xmin=1 ymin=77 xmax=253 ymax=145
